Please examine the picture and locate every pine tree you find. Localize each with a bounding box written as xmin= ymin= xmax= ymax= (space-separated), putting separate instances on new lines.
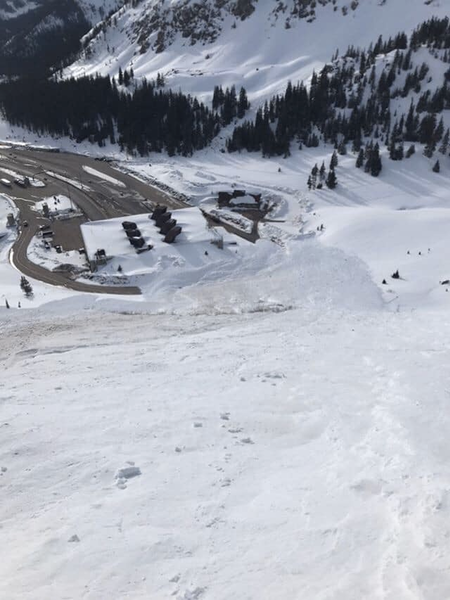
xmin=330 ymin=150 xmax=338 ymax=169
xmin=319 ymin=161 xmax=326 ymax=182
xmin=326 ymin=168 xmax=338 ymax=189
xmin=356 ymin=149 xmax=364 ymax=168
xmin=20 ymin=276 xmax=33 ymax=297
xmin=423 ymin=143 xmax=435 ymax=159
xmin=439 ymin=129 xmax=449 ymax=154
xmin=406 ymin=144 xmax=415 ymax=158
xmin=370 ymin=144 xmax=382 ymax=177
xmin=311 ymin=164 xmax=319 ymax=189
xmin=433 ymin=159 xmax=440 ymax=173
xmin=156 ymin=72 xmax=165 ymax=87
xmin=337 ymin=140 xmax=347 ymax=155
xmin=389 ymin=138 xmax=397 ymax=161
xmin=237 ymin=87 xmax=249 ymax=119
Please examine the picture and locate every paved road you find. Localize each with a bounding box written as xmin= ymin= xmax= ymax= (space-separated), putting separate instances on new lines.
xmin=0 ymin=147 xmax=188 ymax=295
xmin=9 ymin=196 xmax=142 ymax=295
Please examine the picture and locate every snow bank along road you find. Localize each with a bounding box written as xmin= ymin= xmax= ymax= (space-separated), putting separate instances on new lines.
xmin=0 ymin=147 xmax=187 ymax=294
xmin=1 ymin=302 xmax=450 ymax=600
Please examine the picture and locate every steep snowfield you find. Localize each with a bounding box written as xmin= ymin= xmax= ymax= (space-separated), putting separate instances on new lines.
xmin=1 ymin=3 xmax=450 ymax=595
xmin=1 ymin=292 xmax=450 ymax=599
xmin=65 ymin=0 xmax=449 ymax=102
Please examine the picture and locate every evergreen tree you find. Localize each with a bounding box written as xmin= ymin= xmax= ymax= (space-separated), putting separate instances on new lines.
xmin=439 ymin=129 xmax=449 ymax=154
xmin=326 ymin=168 xmax=338 ymax=189
xmin=319 ymin=161 xmax=326 ymax=182
xmin=156 ymin=72 xmax=165 ymax=87
xmin=237 ymin=87 xmax=249 ymax=119
xmin=371 ymin=143 xmax=382 ymax=176
xmin=366 ymin=143 xmax=382 ymax=176
xmin=337 ymin=140 xmax=347 ymax=155
xmin=433 ymin=159 xmax=441 ymax=173
xmin=356 ymin=149 xmax=364 ymax=168
xmin=330 ymin=150 xmax=339 ymax=169
xmin=20 ymin=276 xmax=33 ymax=297
xmin=423 ymin=143 xmax=435 ymax=158
xmin=406 ymin=144 xmax=416 ymax=158
xmin=311 ymin=163 xmax=319 ymax=189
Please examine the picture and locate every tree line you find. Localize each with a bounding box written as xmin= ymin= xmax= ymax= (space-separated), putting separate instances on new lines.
xmin=0 ymin=74 xmax=250 ymax=157
xmin=228 ymin=17 xmax=450 ymax=164
xmin=0 ymin=16 xmax=449 ymax=165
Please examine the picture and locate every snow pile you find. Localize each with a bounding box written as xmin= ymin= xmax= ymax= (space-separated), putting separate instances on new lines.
xmin=82 ymin=165 xmax=126 ymax=188
xmin=0 ymin=193 xmax=15 ymax=241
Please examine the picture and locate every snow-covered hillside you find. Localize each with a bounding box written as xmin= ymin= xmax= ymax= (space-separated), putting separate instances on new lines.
xmin=2 ymin=275 xmax=450 ymax=599
xmin=0 ymin=0 xmax=124 ymax=76
xmin=1 ymin=3 xmax=450 ymax=596
xmin=67 ymin=0 xmax=449 ymax=102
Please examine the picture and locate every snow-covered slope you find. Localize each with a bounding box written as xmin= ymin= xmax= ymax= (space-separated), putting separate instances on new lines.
xmin=0 ymin=0 xmax=124 ymax=76
xmin=2 ymin=282 xmax=450 ymax=599
xmin=1 ymin=3 xmax=450 ymax=598
xmin=67 ymin=0 xmax=449 ymax=102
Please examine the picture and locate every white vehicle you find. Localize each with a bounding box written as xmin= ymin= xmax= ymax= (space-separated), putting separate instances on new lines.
xmin=0 ymin=178 xmax=12 ymax=188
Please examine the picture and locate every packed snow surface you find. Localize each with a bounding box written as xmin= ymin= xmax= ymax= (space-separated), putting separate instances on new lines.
xmin=1 ymin=297 xmax=450 ymax=599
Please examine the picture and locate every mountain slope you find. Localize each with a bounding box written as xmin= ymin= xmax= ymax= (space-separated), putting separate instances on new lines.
xmin=66 ymin=0 xmax=448 ymax=102
xmin=2 ymin=295 xmax=450 ymax=599
xmin=0 ymin=0 xmax=123 ymax=76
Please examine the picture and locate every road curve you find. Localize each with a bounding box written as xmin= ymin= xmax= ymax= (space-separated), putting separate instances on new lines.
xmin=9 ymin=210 xmax=142 ymax=296
xmin=1 ymin=147 xmax=188 ymax=296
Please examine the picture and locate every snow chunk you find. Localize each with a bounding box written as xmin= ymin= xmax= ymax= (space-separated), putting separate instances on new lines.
xmin=115 ymin=466 xmax=141 ymax=480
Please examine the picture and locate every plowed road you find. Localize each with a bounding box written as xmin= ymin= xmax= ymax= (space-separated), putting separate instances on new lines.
xmin=0 ymin=147 xmax=187 ymax=295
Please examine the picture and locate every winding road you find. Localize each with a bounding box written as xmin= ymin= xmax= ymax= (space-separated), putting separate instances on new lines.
xmin=0 ymin=146 xmax=187 ymax=295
